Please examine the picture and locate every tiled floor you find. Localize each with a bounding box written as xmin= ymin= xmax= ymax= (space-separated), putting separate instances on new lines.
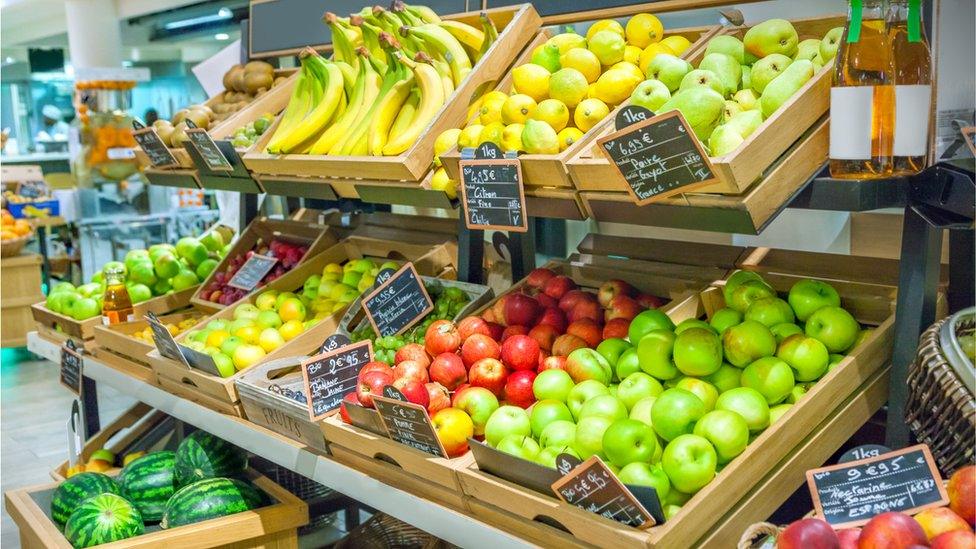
xmin=1 ymin=348 xmax=136 ymax=548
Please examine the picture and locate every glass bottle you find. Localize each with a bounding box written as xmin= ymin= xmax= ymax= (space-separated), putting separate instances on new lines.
xmin=887 ymin=0 xmax=932 ymax=175
xmin=829 ymin=0 xmax=896 ymax=179
xmin=102 ymin=264 xmax=134 ymax=325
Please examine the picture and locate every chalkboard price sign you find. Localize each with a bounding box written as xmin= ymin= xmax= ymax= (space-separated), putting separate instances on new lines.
xmin=227 ymin=254 xmax=278 ymax=291
xmin=301 ymin=340 xmax=373 ymax=421
xmin=132 ymin=125 xmax=177 ymax=169
xmin=372 ymin=394 xmax=447 ymax=458
xmin=806 ymin=444 xmax=949 ymax=528
xmin=319 ymin=333 xmax=352 ymax=355
xmin=552 ymin=456 xmax=655 ymax=529
xmin=177 ymin=344 xmax=223 ymax=376
xmin=361 ymin=263 xmax=433 ymax=337
xmin=60 ymin=340 xmax=83 ymax=395
xmin=459 ymin=144 xmax=528 ymax=232
xmin=185 ymin=128 xmax=232 ymax=171
xmin=596 ymin=110 xmax=718 ymax=205
xmin=145 ymin=312 xmax=188 ymax=365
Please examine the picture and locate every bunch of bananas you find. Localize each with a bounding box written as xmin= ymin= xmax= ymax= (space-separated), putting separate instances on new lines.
xmin=265 ymin=1 xmax=496 ymax=160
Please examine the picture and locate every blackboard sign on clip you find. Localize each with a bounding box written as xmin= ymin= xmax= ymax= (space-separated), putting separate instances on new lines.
xmin=459 ymin=142 xmax=528 ymax=233
xmin=145 ymin=312 xmax=188 ymax=365
xmin=185 ymin=127 xmax=232 ymax=171
xmin=372 ymin=394 xmax=448 ymax=458
xmin=361 ymin=262 xmax=433 ymax=337
xmin=552 ymin=455 xmax=655 ymax=529
xmin=227 ymin=254 xmax=278 ymax=291
xmin=131 ymin=120 xmax=177 ymax=169
xmin=60 ymin=339 xmax=83 ymax=395
xmin=301 ymin=340 xmax=372 ymax=421
xmin=806 ymin=444 xmax=949 ymax=528
xmin=319 ymin=333 xmax=352 ymax=355
xmin=597 ymin=109 xmax=718 ymax=206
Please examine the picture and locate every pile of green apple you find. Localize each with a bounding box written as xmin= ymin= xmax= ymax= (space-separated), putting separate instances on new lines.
xmin=629 ymin=19 xmax=842 ymax=156
xmin=481 ymin=271 xmax=870 ymax=520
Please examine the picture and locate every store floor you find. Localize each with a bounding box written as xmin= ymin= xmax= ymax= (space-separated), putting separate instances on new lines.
xmin=0 ymin=348 xmax=137 ymax=549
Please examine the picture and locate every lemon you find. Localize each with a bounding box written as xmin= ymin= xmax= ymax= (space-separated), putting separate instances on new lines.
xmin=586 ymin=19 xmax=625 ymax=41
xmin=431 ymin=168 xmax=457 ymax=199
xmin=521 ymin=119 xmax=560 ymax=154
xmin=626 ymin=13 xmax=664 ymax=48
xmin=594 ymin=69 xmax=642 ymax=105
xmin=611 ymin=61 xmax=645 ymax=83
xmin=557 ymin=127 xmax=584 ymax=151
xmin=548 ymin=68 xmax=588 ymax=108
xmin=478 ymin=122 xmax=505 ymax=146
xmin=547 ymin=32 xmax=587 ymax=54
xmin=501 ymin=94 xmax=537 ymax=124
xmin=639 ymin=43 xmax=676 ymax=76
xmin=434 ymin=128 xmax=461 ymax=158
xmin=501 ymin=123 xmax=524 ymax=152
xmin=458 ymin=124 xmax=484 ymax=148
xmin=512 ymin=63 xmax=551 ymax=102
xmin=574 ymin=98 xmax=610 ymax=132
xmin=624 ymin=45 xmax=642 ymax=65
xmin=587 ymin=82 xmax=599 ymax=99
xmin=559 ymin=48 xmax=602 ymax=83
xmin=531 ymin=99 xmax=570 ymax=132
xmin=466 ymin=97 xmax=484 ymax=120
xmin=661 ymin=35 xmax=692 ymax=55
xmin=482 ymin=90 xmax=509 ymax=105
xmin=479 ymin=98 xmax=505 ymax=125
xmin=588 ymin=30 xmax=626 ymax=66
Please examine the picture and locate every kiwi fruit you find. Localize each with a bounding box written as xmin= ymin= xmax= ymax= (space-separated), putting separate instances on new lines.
xmin=171 ymin=109 xmax=189 ymax=126
xmin=184 ymin=109 xmax=210 ymax=130
xmin=223 ymin=65 xmax=244 ymax=90
xmin=169 ymin=123 xmax=189 ymax=146
xmin=244 ymin=60 xmax=274 ymax=74
xmin=156 ymin=124 xmax=175 ymax=146
xmin=230 ymin=69 xmax=246 ymax=92
xmin=189 ymin=104 xmax=213 ymax=117
xmin=243 ymin=71 xmax=273 ymax=93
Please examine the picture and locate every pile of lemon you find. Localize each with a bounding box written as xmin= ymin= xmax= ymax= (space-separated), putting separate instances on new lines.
xmin=430 ymin=14 xmax=689 ymax=195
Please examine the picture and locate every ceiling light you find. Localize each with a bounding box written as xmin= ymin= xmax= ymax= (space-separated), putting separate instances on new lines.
xmin=122 ymin=61 xmax=133 ymax=67
xmin=218 ymin=7 xmax=232 ymax=17
xmin=164 ymin=11 xmax=232 ymax=31
xmin=215 ymin=33 xmax=230 ymax=40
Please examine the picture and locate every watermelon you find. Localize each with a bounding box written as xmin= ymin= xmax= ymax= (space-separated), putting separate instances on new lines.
xmin=64 ymin=493 xmax=144 ymax=548
xmin=51 ymin=472 xmax=121 ymax=528
xmin=120 ymin=451 xmax=177 ymax=522
xmin=174 ymin=431 xmax=247 ymax=485
xmin=160 ymin=477 xmax=268 ymax=529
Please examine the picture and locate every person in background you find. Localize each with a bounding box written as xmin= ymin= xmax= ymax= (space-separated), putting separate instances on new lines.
xmin=144 ymin=108 xmax=159 ymax=125
xmin=37 ymin=104 xmax=69 ymax=141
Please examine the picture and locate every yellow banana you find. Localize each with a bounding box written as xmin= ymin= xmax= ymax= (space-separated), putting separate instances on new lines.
xmin=330 ymin=50 xmax=383 ymax=155
xmin=438 ymin=20 xmax=484 ymax=52
xmin=341 ymin=35 xmax=411 ymax=156
xmin=350 ymin=14 xmax=388 ymax=72
xmin=388 ymin=87 xmax=420 ymax=143
xmin=383 ymin=53 xmax=445 ymax=155
xmin=265 ymin=69 xmax=309 ymax=153
xmin=309 ymin=59 xmax=367 ymax=155
xmin=277 ymin=57 xmax=344 ymax=154
xmin=335 ymin=61 xmax=357 ymax=97
xmin=477 ymin=12 xmax=498 ymax=61
xmin=368 ymin=74 xmax=415 ymax=155
xmin=403 ymin=24 xmax=471 ymax=85
xmin=404 ymin=3 xmax=441 ymax=24
xmin=324 ymin=13 xmax=358 ymax=69
xmin=426 ymin=55 xmax=455 ymax=99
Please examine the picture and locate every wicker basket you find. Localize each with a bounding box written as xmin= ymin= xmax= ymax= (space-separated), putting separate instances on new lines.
xmin=906 ymin=308 xmax=976 ymax=473
xmin=334 ymin=513 xmax=447 ymax=549
xmin=0 ymin=232 xmax=32 ymax=257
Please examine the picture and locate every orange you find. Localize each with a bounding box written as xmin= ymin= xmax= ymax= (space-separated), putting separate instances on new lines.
xmin=1 ymin=229 xmax=17 ymax=241
xmin=12 ymin=219 xmax=30 ymax=236
xmin=1 ymin=210 xmax=13 ymax=226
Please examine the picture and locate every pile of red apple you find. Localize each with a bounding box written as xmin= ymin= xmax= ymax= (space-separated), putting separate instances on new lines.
xmin=777 ymin=465 xmax=974 ymax=549
xmin=201 ymin=239 xmax=309 ymax=305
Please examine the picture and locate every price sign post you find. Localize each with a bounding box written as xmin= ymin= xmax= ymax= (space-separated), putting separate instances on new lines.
xmin=551 ymin=456 xmax=655 ymax=529
xmin=361 ymin=263 xmax=433 ymax=337
xmin=301 ymin=340 xmax=372 ymax=421
xmin=459 ymin=143 xmax=528 ymax=232
xmin=372 ymin=394 xmax=448 ymax=458
xmin=185 ymin=125 xmax=233 ymax=172
xmin=227 ymin=254 xmax=278 ymax=291
xmin=132 ymin=120 xmax=177 ymax=169
xmin=60 ymin=340 xmax=83 ymax=395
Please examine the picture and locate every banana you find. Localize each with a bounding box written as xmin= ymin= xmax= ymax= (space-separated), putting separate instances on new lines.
xmin=423 ymin=53 xmax=455 ymax=99
xmin=383 ymin=53 xmax=446 ymax=155
xmin=350 ymin=14 xmax=388 ymax=72
xmin=477 ymin=12 xmax=498 ymax=61
xmin=329 ymin=50 xmax=383 ymax=154
xmin=336 ymin=61 xmax=357 ymax=97
xmin=404 ymin=3 xmax=441 ymax=24
xmin=338 ymin=39 xmax=410 ymax=156
xmin=403 ymin=24 xmax=472 ymax=85
xmin=265 ymin=69 xmax=309 ymax=154
xmin=309 ymin=59 xmax=367 ymax=155
xmin=388 ymin=87 xmax=420 ymax=143
xmin=438 ymin=20 xmax=484 ymax=52
xmin=324 ymin=13 xmax=358 ymax=68
xmin=390 ymin=0 xmax=423 ymax=26
xmin=368 ymin=74 xmax=415 ymax=155
xmin=276 ymin=56 xmax=344 ymax=154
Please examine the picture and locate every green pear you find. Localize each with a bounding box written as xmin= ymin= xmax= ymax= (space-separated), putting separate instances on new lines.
xmin=709 ymin=125 xmax=744 ymax=156
xmin=744 ymin=19 xmax=799 ymax=58
xmin=725 ymin=110 xmax=764 ymax=138
xmin=733 ymin=89 xmax=759 ymax=111
xmin=744 ymin=51 xmax=759 ymax=65
xmin=750 ymin=54 xmax=793 ymax=94
xmin=630 ymin=79 xmax=671 ymax=112
xmin=740 ymin=65 xmax=752 ymax=90
xmin=657 ymin=87 xmax=726 ymax=141
xmin=699 ymin=53 xmax=742 ymax=97
xmin=820 ymin=27 xmax=843 ymax=62
xmin=723 ymin=100 xmax=742 ymax=122
xmin=647 ymin=54 xmax=693 ymax=92
xmin=679 ymin=69 xmax=725 ymax=96
xmin=705 ymin=35 xmax=745 ymax=64
xmin=794 ymin=39 xmax=824 ymax=65
xmin=760 ymin=59 xmax=815 ymax=117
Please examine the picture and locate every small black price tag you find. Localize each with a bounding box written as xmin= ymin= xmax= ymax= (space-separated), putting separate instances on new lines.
xmin=301 ymin=340 xmax=373 ymax=421
xmin=614 ymin=105 xmax=653 ymax=131
xmin=227 ymin=254 xmax=278 ymax=291
xmin=551 ymin=456 xmax=655 ymax=529
xmin=145 ymin=312 xmax=188 ymax=365
xmin=177 ymin=344 xmax=223 ymax=376
xmin=839 ymin=444 xmax=892 ymax=464
xmin=459 ymin=142 xmax=528 ymax=232
xmin=132 ymin=125 xmax=177 ymax=169
xmin=556 ymin=452 xmax=583 ymax=476
xmin=806 ymin=444 xmax=949 ymax=528
xmin=319 ymin=333 xmax=352 ymax=354
xmin=361 ymin=263 xmax=433 ymax=337
xmin=597 ymin=110 xmax=719 ymax=205
xmin=382 ymin=385 xmax=408 ymax=401
xmin=185 ymin=127 xmax=232 ymax=171
xmin=372 ymin=394 xmax=447 ymax=458
xmin=60 ymin=340 xmax=83 ymax=395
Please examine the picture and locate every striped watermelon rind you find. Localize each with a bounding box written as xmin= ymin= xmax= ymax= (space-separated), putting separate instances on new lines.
xmin=160 ymin=477 xmax=268 ymax=529
xmin=174 ymin=431 xmax=247 ymax=486
xmin=63 ymin=493 xmax=144 ymax=548
xmin=120 ymin=451 xmax=177 ymax=522
xmin=51 ymin=472 xmax=121 ymax=528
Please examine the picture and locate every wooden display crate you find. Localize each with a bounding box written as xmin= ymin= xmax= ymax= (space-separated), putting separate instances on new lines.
xmin=456 ymin=267 xmax=896 ymax=548
xmin=2 ymin=253 xmax=44 ymax=347
xmin=6 ymin=469 xmax=308 ymax=549
xmin=242 ymin=4 xmax=542 ymax=184
xmin=567 ymin=15 xmax=843 ymax=196
xmin=92 ymin=311 xmax=205 ymax=384
xmin=439 ymin=24 xmax=720 ymax=190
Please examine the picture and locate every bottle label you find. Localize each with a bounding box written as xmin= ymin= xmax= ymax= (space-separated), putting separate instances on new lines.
xmin=102 ymin=310 xmax=135 ymax=326
xmin=829 ymin=87 xmax=875 ymax=160
xmin=893 ymin=84 xmax=931 ymax=157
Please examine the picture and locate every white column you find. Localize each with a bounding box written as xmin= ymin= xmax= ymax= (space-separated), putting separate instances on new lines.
xmin=64 ymin=0 xmax=123 ymax=68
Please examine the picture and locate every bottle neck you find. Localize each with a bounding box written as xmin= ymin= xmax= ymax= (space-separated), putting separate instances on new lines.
xmin=106 ymin=273 xmax=125 ymax=286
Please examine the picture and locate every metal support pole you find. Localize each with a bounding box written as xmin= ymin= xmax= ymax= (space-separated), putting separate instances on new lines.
xmin=456 ymin=215 xmax=484 ymax=284
xmin=81 ymin=375 xmax=100 ymax=438
xmin=37 ymin=225 xmax=51 ymax=290
xmin=239 ymin=192 xmax=259 ymax=232
xmin=948 ymin=228 xmax=975 ymax=314
xmin=508 ymin=218 xmax=537 ymax=282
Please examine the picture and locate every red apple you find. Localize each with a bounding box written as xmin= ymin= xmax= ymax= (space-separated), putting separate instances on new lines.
xmin=569 ymin=300 xmax=603 ymax=324
xmin=357 ymin=371 xmax=392 ymax=408
xmin=605 ymin=295 xmax=642 ymax=322
xmin=458 ymin=316 xmax=491 ymax=341
xmin=485 ymin=321 xmax=504 ymax=341
xmin=425 ymin=320 xmax=461 ymax=355
xmin=603 ymin=318 xmax=631 ymax=339
xmin=931 ymin=530 xmax=976 ymax=549
xmin=426 ymin=382 xmax=451 ymax=414
xmin=777 ymin=518 xmax=839 ymax=549
xmin=430 ymin=352 xmax=467 ymax=390
xmin=948 ymin=465 xmax=975 ymax=526
xmin=559 ymin=289 xmax=591 ymax=313
xmin=461 ymin=334 xmax=501 ymax=368
xmin=859 ymin=512 xmax=928 ymax=549
xmin=528 ymin=323 xmax=559 ymax=351
xmin=915 ymin=507 xmax=971 ymax=540
xmin=395 ymin=379 xmax=430 ymax=408
xmin=394 ymin=343 xmax=430 ymax=367
xmin=598 ymin=279 xmax=637 ymax=307
xmin=537 ymin=307 xmax=568 ymax=333
xmin=339 ymin=393 xmax=360 ymax=424
xmin=535 ymin=293 xmax=558 ymax=309
xmin=538 ymin=355 xmax=567 ymax=372
xmin=482 ymin=308 xmax=497 ymax=323
xmin=489 ymin=295 xmax=509 ymax=326
xmin=501 ymin=335 xmax=541 ymax=371
xmin=393 ymin=360 xmax=429 ymax=383
xmin=837 ymin=528 xmax=861 ymax=549
xmin=504 ymin=293 xmax=541 ymax=327
xmin=431 ymin=407 xmax=474 ymax=457
xmin=636 ymin=293 xmax=666 ymax=309
xmin=537 ymin=348 xmax=549 ymax=365
xmin=552 ymin=334 xmax=587 ymax=356
xmin=468 ymin=357 xmax=509 ymax=396
xmin=359 ymin=361 xmax=394 ymax=381
xmin=567 ymin=319 xmax=602 ymax=348
xmin=526 ymin=267 xmax=556 ymax=289
xmin=504 ymin=370 xmax=537 ymax=408
xmin=502 ymin=325 xmax=528 ymax=341
xmin=544 ymin=275 xmax=578 ymax=299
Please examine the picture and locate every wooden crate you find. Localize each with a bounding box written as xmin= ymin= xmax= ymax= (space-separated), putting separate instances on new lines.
xmin=190 ymin=217 xmax=337 ymax=313
xmin=6 ymin=469 xmax=308 ymax=549
xmin=92 ymin=311 xmax=205 ymax=384
xmin=242 ymin=4 xmax=542 ymax=183
xmin=567 ymin=15 xmax=843 ymax=196
xmin=456 ymin=268 xmax=896 ymax=548
xmin=439 ymin=24 xmax=721 ymax=190
xmin=1 ymin=252 xmax=42 ymax=295
xmin=3 ymin=295 xmax=44 ymax=348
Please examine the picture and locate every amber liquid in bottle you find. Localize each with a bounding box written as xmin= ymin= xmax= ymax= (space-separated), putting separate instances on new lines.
xmin=888 ymin=0 xmax=932 ymax=175
xmin=829 ymin=0 xmax=896 ymax=179
xmin=102 ymin=265 xmax=133 ymax=325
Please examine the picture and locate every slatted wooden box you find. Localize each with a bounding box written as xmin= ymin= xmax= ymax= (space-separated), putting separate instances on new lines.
xmin=92 ymin=311 xmax=205 ymax=385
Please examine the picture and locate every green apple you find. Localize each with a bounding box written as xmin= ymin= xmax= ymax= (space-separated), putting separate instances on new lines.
xmin=579 ymin=395 xmax=627 ymax=422
xmin=617 ymin=372 xmax=663 ymax=411
xmin=714 ymin=387 xmax=770 ymax=432
xmin=535 ymin=445 xmax=580 ymax=469
xmin=615 ymin=347 xmax=642 ymax=380
xmin=603 ymin=418 xmax=659 ymax=467
xmin=722 ymin=320 xmax=776 ymax=367
xmin=646 ymin=54 xmax=693 ymax=91
xmin=630 ymin=79 xmax=671 ymax=112
xmin=705 ymin=35 xmax=745 ymax=64
xmin=629 ymin=396 xmax=656 ymax=427
xmin=709 ymin=308 xmax=743 ymax=334
xmin=596 ymin=338 xmax=632 ymax=369
xmin=629 ymin=309 xmax=675 ymax=344
xmin=530 ymin=400 xmax=573 ymax=439
xmin=567 ymin=379 xmax=611 ymax=420
xmin=828 ymin=353 xmax=845 ymax=371
xmin=661 ymin=434 xmax=717 ymax=493
xmin=233 ymin=303 xmax=261 ymax=322
xmin=573 ymin=415 xmax=614 ymax=459
xmin=722 ymin=270 xmax=764 ymax=306
xmin=496 ymin=434 xmax=541 ymax=461
xmin=256 ymin=310 xmax=283 ymax=330
xmin=619 ymin=462 xmax=671 ymax=500
xmin=849 ymin=328 xmax=873 ymax=352
xmin=805 ymin=306 xmax=860 ymax=352
xmin=533 ymin=369 xmax=575 ymax=402
xmin=819 ymin=27 xmax=843 ymax=62
xmin=776 ymin=334 xmax=829 ymax=381
xmin=673 ymin=328 xmax=723 ymax=376
xmin=728 ymin=279 xmax=776 ymax=313
xmin=743 ymin=19 xmax=799 ymax=58
xmin=675 ymin=378 xmax=719 ymax=411
xmin=664 ymin=504 xmax=683 ymax=520
xmin=769 ymin=403 xmax=792 ymax=424
xmin=704 ymin=364 xmax=741 ymax=393
xmin=219 ymin=336 xmax=244 ymax=357
xmin=666 ymin=488 xmax=692 ymax=506
xmin=540 ymin=420 xmax=577 ymax=449
xmin=787 ymin=383 xmax=808 ymax=404
xmin=770 ymin=322 xmax=803 ymax=343
xmin=740 ymin=357 xmax=795 ymax=404
xmin=679 ymin=69 xmax=725 ymax=96
xmin=788 ymin=279 xmax=841 ymax=321
xmin=674 ymin=318 xmax=715 ymax=335
xmin=651 ymin=388 xmax=705 ymax=441
xmin=566 ymin=348 xmax=613 ymax=385
xmin=484 ymin=405 xmax=531 ymax=447
xmin=637 ymin=329 xmax=679 ymax=380
xmin=744 ymin=297 xmax=795 ymax=327
xmin=693 ymin=410 xmax=749 ymax=463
